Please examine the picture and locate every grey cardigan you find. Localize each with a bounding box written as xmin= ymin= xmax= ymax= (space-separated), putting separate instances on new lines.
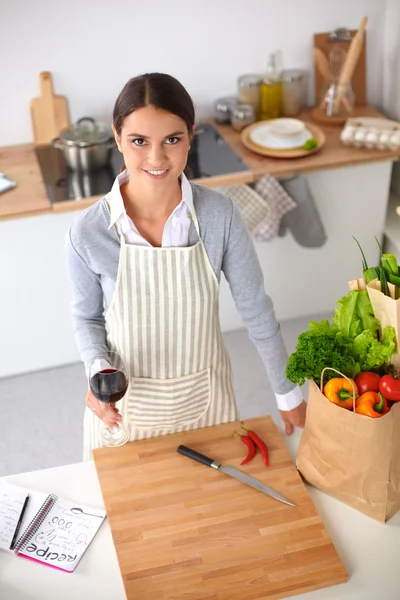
xmin=65 ymin=182 xmax=297 ymax=399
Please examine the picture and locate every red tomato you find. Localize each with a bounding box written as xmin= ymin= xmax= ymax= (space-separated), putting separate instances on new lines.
xmin=354 ymin=372 xmax=381 ymax=395
xmin=379 ymin=374 xmax=400 ymax=402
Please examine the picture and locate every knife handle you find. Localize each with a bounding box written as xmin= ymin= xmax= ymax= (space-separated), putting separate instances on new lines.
xmin=177 ymin=445 xmax=219 ymax=468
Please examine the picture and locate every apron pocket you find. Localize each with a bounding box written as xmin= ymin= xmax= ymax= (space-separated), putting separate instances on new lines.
xmin=127 ymin=368 xmax=211 ymax=431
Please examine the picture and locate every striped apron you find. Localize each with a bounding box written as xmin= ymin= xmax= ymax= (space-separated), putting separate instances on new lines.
xmin=83 ymin=205 xmax=237 ymax=459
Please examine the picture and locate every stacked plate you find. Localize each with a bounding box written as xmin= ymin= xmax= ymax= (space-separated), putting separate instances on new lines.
xmin=241 ymin=118 xmax=325 ymax=158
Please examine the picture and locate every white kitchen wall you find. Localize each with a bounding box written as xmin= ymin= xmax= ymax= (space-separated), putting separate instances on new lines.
xmin=0 ymin=0 xmax=388 ymax=146
xmin=382 ymin=0 xmax=400 ymax=196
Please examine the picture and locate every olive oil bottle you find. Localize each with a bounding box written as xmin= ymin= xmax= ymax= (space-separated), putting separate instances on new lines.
xmin=259 ymin=54 xmax=282 ymax=120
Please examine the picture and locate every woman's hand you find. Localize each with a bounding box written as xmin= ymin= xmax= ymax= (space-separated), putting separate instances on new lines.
xmin=85 ymin=389 xmax=122 ymax=429
xmin=279 ymin=401 xmax=307 ymax=436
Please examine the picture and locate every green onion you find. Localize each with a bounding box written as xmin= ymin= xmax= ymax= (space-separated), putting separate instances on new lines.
xmin=363 ymin=267 xmax=380 ymax=283
xmin=375 ymin=236 xmax=384 ymax=254
xmin=353 ymin=237 xmax=369 ymax=271
xmin=387 ymin=272 xmax=400 ymax=287
xmin=381 ymin=254 xmax=399 ymax=276
xmin=378 ymin=266 xmax=391 ymax=297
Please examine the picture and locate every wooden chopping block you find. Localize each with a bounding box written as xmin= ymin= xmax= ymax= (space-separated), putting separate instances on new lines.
xmin=93 ymin=416 xmax=348 ymax=599
xmin=30 ymin=71 xmax=70 ymax=145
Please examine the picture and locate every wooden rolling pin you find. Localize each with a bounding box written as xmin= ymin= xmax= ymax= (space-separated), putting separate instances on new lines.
xmin=335 ymin=16 xmax=368 ymax=112
xmin=314 ymin=48 xmax=353 ymax=114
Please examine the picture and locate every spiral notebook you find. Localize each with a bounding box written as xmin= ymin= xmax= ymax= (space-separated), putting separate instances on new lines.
xmin=0 ymin=481 xmax=106 ymax=572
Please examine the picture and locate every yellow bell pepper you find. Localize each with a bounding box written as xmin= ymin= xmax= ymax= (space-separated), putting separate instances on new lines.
xmin=323 ymin=377 xmax=358 ymax=410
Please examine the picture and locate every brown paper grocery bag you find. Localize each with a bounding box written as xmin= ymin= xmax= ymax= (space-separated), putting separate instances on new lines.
xmin=297 ymin=372 xmax=400 ymax=523
xmin=366 ymin=279 xmax=400 ymax=368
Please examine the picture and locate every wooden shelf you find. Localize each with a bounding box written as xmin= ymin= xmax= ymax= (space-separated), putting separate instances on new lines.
xmin=1 ymin=105 xmax=400 ymax=222
xmin=213 ymin=106 xmax=400 ymax=179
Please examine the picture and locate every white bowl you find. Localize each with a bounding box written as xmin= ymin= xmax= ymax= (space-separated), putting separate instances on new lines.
xmin=249 ymin=123 xmax=312 ymax=149
xmin=268 ymin=118 xmax=306 ymax=139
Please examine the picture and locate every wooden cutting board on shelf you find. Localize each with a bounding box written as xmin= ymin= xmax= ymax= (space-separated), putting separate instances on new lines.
xmin=314 ymin=28 xmax=367 ymax=105
xmin=94 ymin=416 xmax=348 ymax=600
xmin=30 ymin=71 xmax=70 ymax=145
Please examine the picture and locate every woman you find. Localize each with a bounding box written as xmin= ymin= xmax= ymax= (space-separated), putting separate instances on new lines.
xmin=65 ymin=73 xmax=306 ymax=460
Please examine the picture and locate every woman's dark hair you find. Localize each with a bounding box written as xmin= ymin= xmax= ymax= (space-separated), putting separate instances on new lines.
xmin=113 ymin=73 xmax=195 ymax=135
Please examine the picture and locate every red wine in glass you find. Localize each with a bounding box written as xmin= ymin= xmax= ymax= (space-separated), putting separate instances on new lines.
xmin=89 ymin=369 xmax=128 ymax=403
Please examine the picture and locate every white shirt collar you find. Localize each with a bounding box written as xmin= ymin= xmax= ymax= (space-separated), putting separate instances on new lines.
xmin=107 ymin=170 xmax=194 ymax=230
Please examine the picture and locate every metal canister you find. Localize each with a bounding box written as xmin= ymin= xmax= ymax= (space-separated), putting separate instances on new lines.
xmin=213 ymin=97 xmax=238 ymax=124
xmin=231 ymin=104 xmax=256 ymax=132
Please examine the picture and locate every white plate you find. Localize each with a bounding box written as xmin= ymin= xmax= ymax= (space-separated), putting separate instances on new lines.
xmin=249 ymin=123 xmax=313 ymax=149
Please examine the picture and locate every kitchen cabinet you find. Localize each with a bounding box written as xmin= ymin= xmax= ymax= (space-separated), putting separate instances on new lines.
xmin=0 ymin=106 xmax=398 ymax=377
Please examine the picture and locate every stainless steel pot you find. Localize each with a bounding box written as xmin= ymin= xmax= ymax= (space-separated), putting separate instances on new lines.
xmin=52 ymin=117 xmax=116 ymax=171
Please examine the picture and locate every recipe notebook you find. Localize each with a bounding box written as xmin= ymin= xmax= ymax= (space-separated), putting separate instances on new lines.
xmin=0 ymin=481 xmax=106 ymax=572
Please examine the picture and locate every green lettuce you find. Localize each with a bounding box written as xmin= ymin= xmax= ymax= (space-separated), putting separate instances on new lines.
xmin=333 ymin=289 xmax=379 ymax=338
xmin=287 ymin=290 xmax=397 ymax=385
xmin=352 ymin=327 xmax=396 ymax=371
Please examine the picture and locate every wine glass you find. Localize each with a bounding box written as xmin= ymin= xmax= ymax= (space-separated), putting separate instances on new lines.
xmin=88 ymin=350 xmax=130 ymax=447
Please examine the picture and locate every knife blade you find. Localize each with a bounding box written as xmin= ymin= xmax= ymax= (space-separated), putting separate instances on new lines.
xmin=177 ymin=445 xmax=297 ymax=507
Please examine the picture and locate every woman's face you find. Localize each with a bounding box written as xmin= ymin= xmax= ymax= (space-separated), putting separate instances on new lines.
xmin=113 ymin=105 xmax=192 ymax=188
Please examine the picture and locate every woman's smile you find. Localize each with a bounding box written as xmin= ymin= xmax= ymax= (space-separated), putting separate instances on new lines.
xmin=144 ymin=168 xmax=170 ymax=180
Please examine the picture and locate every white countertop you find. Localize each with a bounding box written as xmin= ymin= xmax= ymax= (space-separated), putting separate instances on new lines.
xmin=1 ymin=428 xmax=400 ymax=600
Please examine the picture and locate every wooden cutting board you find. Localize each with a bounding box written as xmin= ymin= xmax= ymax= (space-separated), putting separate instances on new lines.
xmin=30 ymin=71 xmax=70 ymax=145
xmin=93 ymin=417 xmax=348 ymax=599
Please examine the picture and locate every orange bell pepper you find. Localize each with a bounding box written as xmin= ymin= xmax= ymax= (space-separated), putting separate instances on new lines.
xmin=355 ymin=391 xmax=389 ymax=418
xmin=323 ymin=377 xmax=358 ymax=410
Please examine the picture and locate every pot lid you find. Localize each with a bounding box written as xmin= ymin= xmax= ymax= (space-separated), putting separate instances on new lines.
xmin=60 ymin=117 xmax=113 ymax=147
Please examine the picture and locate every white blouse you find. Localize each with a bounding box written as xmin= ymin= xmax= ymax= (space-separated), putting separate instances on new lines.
xmin=107 ymin=170 xmax=193 ymax=246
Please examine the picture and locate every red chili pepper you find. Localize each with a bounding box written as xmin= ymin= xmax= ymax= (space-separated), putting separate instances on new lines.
xmin=241 ymin=421 xmax=269 ymax=467
xmin=234 ymin=431 xmax=256 ymax=465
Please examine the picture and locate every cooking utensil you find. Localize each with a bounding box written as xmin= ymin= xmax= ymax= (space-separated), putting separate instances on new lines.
xmin=335 ymin=16 xmax=368 ymax=111
xmin=314 ymin=48 xmax=336 ymax=113
xmin=313 ymin=27 xmax=367 ymax=107
xmin=177 ymin=444 xmax=297 ymax=507
xmin=313 ymin=47 xmax=332 ymax=81
xmin=315 ymin=46 xmax=353 ymax=116
xmin=30 ymin=72 xmax=70 ymax=145
xmin=52 ymin=117 xmax=115 ymax=171
xmin=329 ymin=46 xmax=347 ymax=82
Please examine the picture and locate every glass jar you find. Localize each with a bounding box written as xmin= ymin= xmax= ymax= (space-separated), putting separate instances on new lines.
xmin=231 ymin=104 xmax=256 ymax=132
xmin=319 ymin=81 xmax=355 ymax=118
xmin=280 ymin=69 xmax=307 ymax=116
xmin=214 ymin=96 xmax=238 ymax=124
xmin=237 ymin=74 xmax=261 ymax=114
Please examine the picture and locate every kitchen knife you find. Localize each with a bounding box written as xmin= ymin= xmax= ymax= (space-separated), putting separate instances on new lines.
xmin=177 ymin=445 xmax=297 ymax=507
